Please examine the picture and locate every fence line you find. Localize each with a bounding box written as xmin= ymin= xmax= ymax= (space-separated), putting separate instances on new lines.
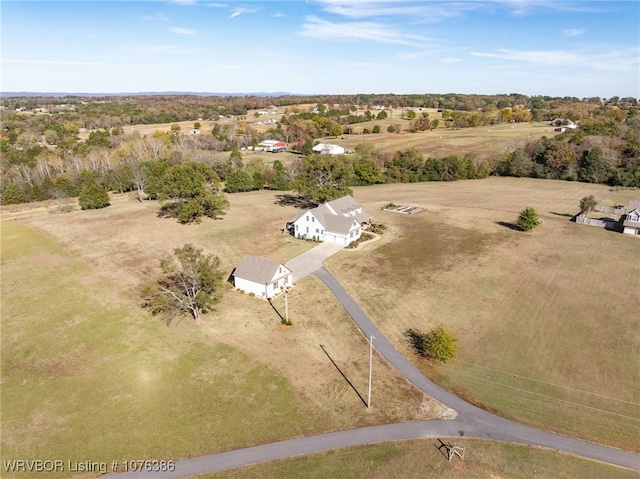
xmin=575 ymin=214 xmax=619 ymax=231
xmin=593 ymin=205 xmax=625 ymax=214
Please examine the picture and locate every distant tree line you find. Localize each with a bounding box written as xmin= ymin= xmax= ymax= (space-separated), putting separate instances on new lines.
xmin=493 ymin=109 xmax=640 ymax=186
xmin=1 ymin=94 xmax=638 ymax=207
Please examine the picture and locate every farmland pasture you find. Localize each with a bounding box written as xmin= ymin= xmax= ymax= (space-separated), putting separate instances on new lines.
xmin=326 ymin=178 xmax=640 ymax=451
xmin=208 ymin=438 xmax=639 ymax=479
xmin=1 ymin=177 xmax=638 ymax=479
xmin=0 ymin=193 xmax=445 ymax=479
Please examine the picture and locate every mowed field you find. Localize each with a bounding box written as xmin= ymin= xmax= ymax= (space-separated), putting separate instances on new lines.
xmin=81 ymin=106 xmax=560 ymax=165
xmin=1 ymin=191 xmax=446 ymax=479
xmin=325 ymin=178 xmax=640 ymax=451
xmin=208 ymin=438 xmax=639 ymax=479
xmin=1 ymin=178 xmax=638 ymax=478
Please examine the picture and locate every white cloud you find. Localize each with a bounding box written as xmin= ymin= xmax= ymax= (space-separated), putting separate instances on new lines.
xmin=316 ymin=0 xmax=476 ymax=23
xmin=563 ymin=28 xmax=586 ymax=37
xmin=471 ymin=47 xmax=640 ymax=72
xmin=229 ymin=7 xmax=258 ymax=19
xmin=141 ymin=13 xmax=170 ymax=22
xmin=3 ymin=58 xmax=177 ymax=68
xmin=272 ymin=12 xmax=286 ymax=18
xmin=119 ymin=43 xmax=198 ymax=55
xmin=205 ymin=2 xmax=226 ymax=7
xmin=299 ymin=16 xmax=432 ymax=47
xmin=440 ymin=57 xmax=463 ymax=63
xmin=170 ymin=27 xmax=197 ymax=35
xmin=167 ymin=0 xmax=197 ymax=5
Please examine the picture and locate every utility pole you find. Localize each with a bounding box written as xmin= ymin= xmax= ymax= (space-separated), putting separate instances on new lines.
xmin=284 ymin=289 xmax=289 ymax=323
xmin=368 ymin=335 xmax=374 ymax=408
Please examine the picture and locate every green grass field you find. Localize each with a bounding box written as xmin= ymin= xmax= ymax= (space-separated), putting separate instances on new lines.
xmin=2 ymin=177 xmax=638 ymax=478
xmin=0 ymin=196 xmax=441 ymax=479
xmin=326 ymin=179 xmax=640 ymax=451
xmin=207 ymin=438 xmax=638 ymax=479
xmin=1 ymin=221 xmax=321 ymax=479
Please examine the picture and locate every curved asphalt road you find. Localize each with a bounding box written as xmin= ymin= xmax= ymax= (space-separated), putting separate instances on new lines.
xmin=108 ymin=265 xmax=639 ymax=478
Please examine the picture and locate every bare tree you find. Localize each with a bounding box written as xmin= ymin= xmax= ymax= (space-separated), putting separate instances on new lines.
xmin=142 ymin=244 xmax=225 ymax=325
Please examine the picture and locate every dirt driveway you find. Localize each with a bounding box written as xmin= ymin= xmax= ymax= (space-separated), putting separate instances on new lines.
xmin=285 ymin=242 xmax=343 ymax=282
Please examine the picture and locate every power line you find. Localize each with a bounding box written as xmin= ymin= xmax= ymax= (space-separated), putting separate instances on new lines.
xmin=446 ymin=369 xmax=640 ymax=423
xmin=450 ymin=359 xmax=640 ymax=406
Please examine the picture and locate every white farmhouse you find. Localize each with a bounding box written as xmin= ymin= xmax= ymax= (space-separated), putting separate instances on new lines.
xmin=231 ymin=255 xmax=293 ymax=299
xmin=312 ymin=143 xmax=345 ymax=155
xmin=622 ymin=200 xmax=640 ymax=235
xmin=287 ymin=195 xmax=371 ymax=246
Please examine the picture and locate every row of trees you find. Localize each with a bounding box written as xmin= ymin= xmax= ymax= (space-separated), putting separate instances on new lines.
xmin=4 ymin=93 xmax=636 ymax=127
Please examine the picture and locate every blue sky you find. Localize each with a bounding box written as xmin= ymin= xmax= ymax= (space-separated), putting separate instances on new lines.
xmin=1 ymin=0 xmax=638 ymax=97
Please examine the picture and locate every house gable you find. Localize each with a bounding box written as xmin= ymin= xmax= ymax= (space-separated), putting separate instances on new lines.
xmin=232 ymin=255 xmax=292 ymax=298
xmin=622 ymin=201 xmax=640 ymax=235
xmin=287 ymin=195 xmax=369 ymax=245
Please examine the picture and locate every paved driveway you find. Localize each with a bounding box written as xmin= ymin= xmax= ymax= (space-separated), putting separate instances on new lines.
xmin=107 ymin=259 xmax=640 ymax=479
xmin=285 ymin=242 xmax=343 ymax=282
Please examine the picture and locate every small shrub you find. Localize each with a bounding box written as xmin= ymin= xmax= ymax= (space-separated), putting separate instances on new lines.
xmin=369 ymin=222 xmax=388 ymax=234
xmin=516 ymin=206 xmax=540 ymax=231
xmin=423 ymin=324 xmax=458 ymax=362
xmin=579 ymin=195 xmax=597 ymax=213
xmin=383 ymin=202 xmax=397 ymax=209
xmin=248 ymin=292 xmax=255 ymax=297
xmin=404 ymin=325 xmax=458 ymax=363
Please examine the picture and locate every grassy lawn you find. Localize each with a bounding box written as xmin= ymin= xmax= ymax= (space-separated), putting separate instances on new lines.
xmin=2 ymin=179 xmax=638 ymax=478
xmin=208 ymin=438 xmax=638 ymax=479
xmin=1 ymin=191 xmax=443 ymax=478
xmin=1 ymin=221 xmax=315 ymax=479
xmin=326 ymin=178 xmax=640 ymax=451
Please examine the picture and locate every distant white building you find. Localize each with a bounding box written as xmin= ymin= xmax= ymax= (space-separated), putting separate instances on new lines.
xmin=312 ymin=143 xmax=345 ymax=155
xmin=259 ymin=140 xmax=287 ymax=152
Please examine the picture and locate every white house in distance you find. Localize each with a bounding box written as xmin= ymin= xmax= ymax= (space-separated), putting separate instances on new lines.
xmin=259 ymin=140 xmax=287 ymax=152
xmin=231 ymin=255 xmax=293 ymax=299
xmin=312 ymin=143 xmax=345 ymax=155
xmin=287 ymin=195 xmax=371 ymax=246
xmin=622 ymin=200 xmax=640 ymax=235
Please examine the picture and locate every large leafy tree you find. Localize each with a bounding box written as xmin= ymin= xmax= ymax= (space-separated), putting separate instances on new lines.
xmin=268 ymin=160 xmax=290 ymax=191
xmin=293 ymin=154 xmax=353 ymax=203
xmin=78 ymin=181 xmax=110 ymax=210
xmin=158 ymin=162 xmax=229 ymax=223
xmin=142 ymin=244 xmax=225 ymax=325
xmin=224 ymin=169 xmax=255 ymax=193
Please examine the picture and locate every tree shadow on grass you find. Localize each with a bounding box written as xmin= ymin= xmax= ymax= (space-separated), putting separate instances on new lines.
xmin=495 ymin=221 xmax=521 ymax=231
xmin=549 ymin=211 xmax=575 ymax=218
xmin=319 ymin=344 xmax=368 ymax=408
xmin=274 ymin=194 xmax=317 ymax=209
xmin=404 ymin=329 xmax=426 ymax=357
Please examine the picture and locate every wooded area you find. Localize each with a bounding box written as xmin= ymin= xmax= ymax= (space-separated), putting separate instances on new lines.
xmin=1 ymin=93 xmax=638 ymax=207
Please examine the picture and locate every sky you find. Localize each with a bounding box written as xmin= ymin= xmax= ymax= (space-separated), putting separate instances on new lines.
xmin=1 ymin=0 xmax=639 ymax=98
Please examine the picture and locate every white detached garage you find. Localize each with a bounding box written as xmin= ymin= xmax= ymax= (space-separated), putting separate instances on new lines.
xmin=231 ymin=255 xmax=293 ymax=299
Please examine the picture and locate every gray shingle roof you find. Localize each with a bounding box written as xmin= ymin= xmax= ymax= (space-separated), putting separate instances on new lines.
xmin=326 ymin=195 xmax=372 ymax=223
xmin=626 ymin=200 xmax=640 ymax=213
xmin=623 ymin=200 xmax=640 ymax=228
xmin=234 ymin=255 xmax=289 ymax=284
xmin=289 ymin=195 xmax=371 ymax=232
xmin=322 ymin=214 xmax=357 ymax=235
